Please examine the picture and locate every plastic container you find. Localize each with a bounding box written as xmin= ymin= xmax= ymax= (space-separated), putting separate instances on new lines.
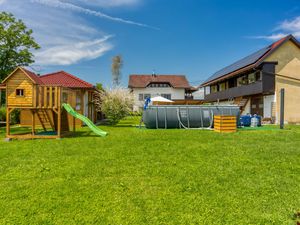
xmin=239 ymin=115 xmax=252 ymax=127
xmin=251 ymin=115 xmax=262 ymax=127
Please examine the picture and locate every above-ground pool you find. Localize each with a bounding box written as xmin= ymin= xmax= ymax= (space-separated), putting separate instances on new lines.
xmin=143 ymin=105 xmax=240 ymax=129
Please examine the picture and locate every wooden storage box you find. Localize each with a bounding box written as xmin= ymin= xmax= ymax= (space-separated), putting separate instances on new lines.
xmin=214 ymin=115 xmax=237 ymax=133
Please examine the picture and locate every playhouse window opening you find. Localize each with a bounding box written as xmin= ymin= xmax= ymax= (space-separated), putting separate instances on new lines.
xmin=16 ymin=89 xmax=24 ymax=97
xmin=76 ymin=92 xmax=81 ymax=110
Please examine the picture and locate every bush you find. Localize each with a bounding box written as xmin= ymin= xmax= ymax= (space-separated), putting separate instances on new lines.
xmin=0 ymin=107 xmax=20 ymax=124
xmin=0 ymin=106 xmax=5 ymax=121
xmin=98 ymin=88 xmax=133 ymax=125
xmin=11 ymin=109 xmax=20 ymax=124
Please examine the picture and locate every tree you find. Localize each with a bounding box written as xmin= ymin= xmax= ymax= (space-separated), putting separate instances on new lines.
xmin=95 ymin=83 xmax=105 ymax=92
xmin=0 ymin=12 xmax=40 ymax=81
xmin=111 ymin=55 xmax=123 ymax=87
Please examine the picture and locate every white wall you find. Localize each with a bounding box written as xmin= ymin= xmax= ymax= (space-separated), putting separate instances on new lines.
xmin=263 ymin=95 xmax=275 ymax=118
xmin=131 ymin=87 xmax=185 ymax=111
xmin=193 ymin=87 xmax=205 ymax=100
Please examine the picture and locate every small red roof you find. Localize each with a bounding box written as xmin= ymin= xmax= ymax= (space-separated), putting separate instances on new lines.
xmin=128 ymin=74 xmax=191 ymax=89
xmin=22 ymin=68 xmax=44 ymax=85
xmin=40 ymin=71 xmax=94 ymax=88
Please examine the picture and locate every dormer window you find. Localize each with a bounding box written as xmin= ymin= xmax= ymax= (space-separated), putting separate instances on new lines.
xmin=148 ymin=83 xmax=170 ymax=88
xmin=16 ymin=89 xmax=24 ymax=97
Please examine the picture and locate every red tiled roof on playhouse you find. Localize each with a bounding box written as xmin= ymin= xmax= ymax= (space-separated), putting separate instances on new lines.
xmin=40 ymin=71 xmax=94 ymax=88
xmin=22 ymin=68 xmax=44 ymax=85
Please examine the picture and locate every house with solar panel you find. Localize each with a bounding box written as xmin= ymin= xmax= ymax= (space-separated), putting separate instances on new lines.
xmin=201 ymin=34 xmax=300 ymax=124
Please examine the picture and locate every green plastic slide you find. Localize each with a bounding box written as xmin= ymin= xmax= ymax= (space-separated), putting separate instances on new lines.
xmin=62 ymin=103 xmax=107 ymax=137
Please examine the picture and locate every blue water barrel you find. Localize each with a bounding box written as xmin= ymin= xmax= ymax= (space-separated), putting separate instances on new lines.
xmin=239 ymin=115 xmax=252 ymax=127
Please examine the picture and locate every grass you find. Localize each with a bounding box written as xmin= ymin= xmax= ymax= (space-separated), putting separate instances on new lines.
xmin=0 ymin=117 xmax=300 ymax=224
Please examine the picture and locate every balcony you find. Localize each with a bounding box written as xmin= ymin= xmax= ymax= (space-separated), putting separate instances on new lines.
xmin=205 ymin=81 xmax=264 ymax=102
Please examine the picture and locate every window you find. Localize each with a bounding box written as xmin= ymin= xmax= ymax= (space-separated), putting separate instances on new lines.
xmin=139 ymin=94 xmax=143 ymax=101
xmin=237 ymin=75 xmax=248 ymax=86
xmin=255 ymin=71 xmax=262 ymax=81
xmin=144 ymin=94 xmax=151 ymax=99
xmin=16 ymin=89 xmax=24 ymax=97
xmin=62 ymin=93 xmax=68 ymax=103
xmin=228 ymin=78 xmax=236 ymax=88
xmin=76 ymin=92 xmax=81 ymax=110
xmin=205 ymin=86 xmax=210 ymax=95
xmin=161 ymin=94 xmax=171 ymax=100
xmin=219 ymin=82 xmax=227 ymax=91
xmin=139 ymin=94 xmax=151 ymax=101
xmin=211 ymin=85 xmax=218 ymax=93
xmin=248 ymin=73 xmax=256 ymax=84
xmin=148 ymin=83 xmax=170 ymax=88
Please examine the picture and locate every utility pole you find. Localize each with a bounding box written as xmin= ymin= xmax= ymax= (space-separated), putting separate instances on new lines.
xmin=280 ymin=88 xmax=285 ymax=129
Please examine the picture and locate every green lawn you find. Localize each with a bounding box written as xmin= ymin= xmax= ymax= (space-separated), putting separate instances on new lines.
xmin=0 ymin=117 xmax=300 ymax=224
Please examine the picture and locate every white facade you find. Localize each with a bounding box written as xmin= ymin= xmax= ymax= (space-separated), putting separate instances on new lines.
xmin=131 ymin=87 xmax=186 ymax=111
xmin=263 ymin=95 xmax=275 ymax=118
xmin=193 ymin=87 xmax=205 ymax=100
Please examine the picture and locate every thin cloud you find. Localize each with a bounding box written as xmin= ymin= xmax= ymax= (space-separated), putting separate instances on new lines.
xmin=1 ymin=0 xmax=114 ymax=67
xmin=277 ymin=16 xmax=300 ymax=32
xmin=253 ymin=16 xmax=300 ymax=40
xmin=72 ymin=0 xmax=141 ymax=8
xmin=0 ymin=0 xmax=6 ymax=5
xmin=35 ymin=36 xmax=114 ymax=65
xmin=31 ymin=0 xmax=159 ymax=29
xmin=250 ymin=33 xmax=288 ymax=40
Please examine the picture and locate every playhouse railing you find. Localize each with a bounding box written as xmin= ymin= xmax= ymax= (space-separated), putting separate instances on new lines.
xmin=35 ymin=85 xmax=62 ymax=109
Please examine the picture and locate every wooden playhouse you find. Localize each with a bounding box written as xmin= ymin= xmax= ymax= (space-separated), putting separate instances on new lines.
xmin=1 ymin=67 xmax=99 ymax=139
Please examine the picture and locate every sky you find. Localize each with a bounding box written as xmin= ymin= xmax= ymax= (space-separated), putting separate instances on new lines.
xmin=1 ymin=0 xmax=300 ymax=87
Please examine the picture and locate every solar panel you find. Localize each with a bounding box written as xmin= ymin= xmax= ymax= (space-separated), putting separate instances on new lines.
xmin=203 ymin=46 xmax=271 ymax=84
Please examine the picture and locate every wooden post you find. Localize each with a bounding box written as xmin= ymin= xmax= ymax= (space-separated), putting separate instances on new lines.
xmin=44 ymin=86 xmax=47 ymax=108
xmin=32 ymin=110 xmax=35 ymax=135
xmin=38 ymin=86 xmax=42 ymax=108
xmin=54 ymin=87 xmax=58 ymax=109
xmin=33 ymin=85 xmax=37 ymax=108
xmin=6 ymin=107 xmax=10 ymax=136
xmin=73 ymin=116 xmax=76 ymax=132
xmin=49 ymin=87 xmax=53 ymax=108
xmin=280 ymin=88 xmax=285 ymax=129
xmin=80 ymin=90 xmax=84 ymax=126
xmin=57 ymin=87 xmax=61 ymax=137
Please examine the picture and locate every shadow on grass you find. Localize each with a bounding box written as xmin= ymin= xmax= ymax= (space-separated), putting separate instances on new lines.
xmin=65 ymin=131 xmax=103 ymax=138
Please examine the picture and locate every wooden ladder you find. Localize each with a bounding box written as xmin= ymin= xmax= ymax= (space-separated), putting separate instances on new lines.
xmin=36 ymin=110 xmax=55 ymax=131
xmin=234 ymin=97 xmax=249 ymax=114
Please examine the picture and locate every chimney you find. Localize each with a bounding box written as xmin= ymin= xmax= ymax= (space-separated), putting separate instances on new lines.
xmin=152 ymin=69 xmax=156 ymax=77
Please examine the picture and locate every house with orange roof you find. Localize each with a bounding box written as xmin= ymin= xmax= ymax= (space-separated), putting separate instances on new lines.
xmin=201 ymin=34 xmax=300 ymax=124
xmin=128 ymin=73 xmax=197 ymax=111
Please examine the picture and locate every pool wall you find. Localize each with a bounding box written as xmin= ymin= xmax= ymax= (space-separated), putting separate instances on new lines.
xmin=143 ymin=105 xmax=240 ymax=129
